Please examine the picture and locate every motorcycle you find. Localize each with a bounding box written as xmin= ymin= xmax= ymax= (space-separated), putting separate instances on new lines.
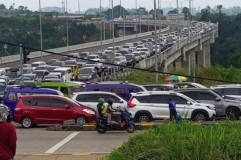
xmin=96 ymin=109 xmax=136 ymax=133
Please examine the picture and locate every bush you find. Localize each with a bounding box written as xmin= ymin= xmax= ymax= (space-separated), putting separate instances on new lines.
xmin=107 ymin=122 xmax=241 ymax=160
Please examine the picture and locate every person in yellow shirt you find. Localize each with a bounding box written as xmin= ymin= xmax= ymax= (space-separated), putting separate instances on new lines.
xmin=97 ymin=98 xmax=111 ymax=124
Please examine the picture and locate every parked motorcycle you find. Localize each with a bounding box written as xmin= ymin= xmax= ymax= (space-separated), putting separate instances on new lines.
xmin=96 ymin=109 xmax=135 ymax=133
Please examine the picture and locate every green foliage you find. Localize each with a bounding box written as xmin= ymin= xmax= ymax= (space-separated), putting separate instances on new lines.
xmin=198 ymin=5 xmax=241 ymax=67
xmin=107 ymin=122 xmax=241 ymax=160
xmin=116 ymin=66 xmax=241 ymax=87
xmin=0 ymin=11 xmax=100 ymax=56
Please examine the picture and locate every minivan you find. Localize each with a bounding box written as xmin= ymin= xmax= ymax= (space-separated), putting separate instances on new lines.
xmin=4 ymin=86 xmax=63 ymax=118
xmin=84 ymin=82 xmax=147 ymax=100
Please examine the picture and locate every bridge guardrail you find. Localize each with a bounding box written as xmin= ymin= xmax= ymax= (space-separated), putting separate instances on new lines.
xmin=137 ymin=25 xmax=218 ymax=69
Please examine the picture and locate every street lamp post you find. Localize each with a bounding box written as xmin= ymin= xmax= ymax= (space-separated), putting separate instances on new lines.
xmin=158 ymin=0 xmax=161 ymax=34
xmin=66 ymin=0 xmax=69 ymax=49
xmin=112 ymin=0 xmax=115 ymax=51
xmin=100 ymin=0 xmax=103 ymax=51
xmin=154 ymin=0 xmax=158 ymax=84
xmin=135 ymin=0 xmax=138 ymax=37
xmin=39 ymin=0 xmax=43 ymax=60
xmin=78 ymin=0 xmax=80 ymax=14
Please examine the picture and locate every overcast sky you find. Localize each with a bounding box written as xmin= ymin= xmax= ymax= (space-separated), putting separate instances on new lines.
xmin=1 ymin=0 xmax=241 ymax=12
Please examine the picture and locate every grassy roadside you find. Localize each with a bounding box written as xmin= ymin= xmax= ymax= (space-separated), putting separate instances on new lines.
xmin=107 ymin=122 xmax=241 ymax=160
xmin=114 ymin=66 xmax=241 ymax=87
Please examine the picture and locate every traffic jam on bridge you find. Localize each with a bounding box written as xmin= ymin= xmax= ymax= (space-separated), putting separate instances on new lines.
xmin=0 ymin=20 xmax=237 ymax=133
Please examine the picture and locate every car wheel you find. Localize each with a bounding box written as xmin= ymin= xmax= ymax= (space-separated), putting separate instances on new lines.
xmin=226 ymin=107 xmax=240 ymax=120
xmin=21 ymin=116 xmax=34 ymax=128
xmin=192 ymin=112 xmax=207 ymax=121
xmin=136 ymin=114 xmax=151 ymax=122
xmin=75 ymin=116 xmax=87 ymax=125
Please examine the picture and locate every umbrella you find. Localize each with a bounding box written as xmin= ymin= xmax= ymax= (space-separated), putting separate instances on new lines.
xmin=165 ymin=75 xmax=187 ymax=82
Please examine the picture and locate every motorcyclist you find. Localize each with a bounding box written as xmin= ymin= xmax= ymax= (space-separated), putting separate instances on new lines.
xmin=97 ymin=98 xmax=111 ymax=124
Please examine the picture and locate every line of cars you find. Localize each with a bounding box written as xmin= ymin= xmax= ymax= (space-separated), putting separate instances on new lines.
xmin=4 ymin=80 xmax=241 ymax=128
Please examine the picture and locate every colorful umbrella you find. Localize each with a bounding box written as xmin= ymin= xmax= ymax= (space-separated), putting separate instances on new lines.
xmin=165 ymin=75 xmax=187 ymax=82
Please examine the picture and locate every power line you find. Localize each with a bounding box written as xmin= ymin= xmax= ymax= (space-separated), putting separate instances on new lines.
xmin=0 ymin=40 xmax=240 ymax=84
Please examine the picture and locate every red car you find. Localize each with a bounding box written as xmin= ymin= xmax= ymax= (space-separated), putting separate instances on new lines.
xmin=14 ymin=95 xmax=96 ymax=128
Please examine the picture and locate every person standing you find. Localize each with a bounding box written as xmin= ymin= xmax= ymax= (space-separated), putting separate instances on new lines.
xmin=169 ymin=98 xmax=177 ymax=121
xmin=0 ymin=105 xmax=17 ymax=160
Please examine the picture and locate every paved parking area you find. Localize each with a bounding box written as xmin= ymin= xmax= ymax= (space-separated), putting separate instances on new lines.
xmin=16 ymin=126 xmax=140 ymax=156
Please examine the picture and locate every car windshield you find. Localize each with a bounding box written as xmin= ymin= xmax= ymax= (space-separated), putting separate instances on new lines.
xmin=141 ymin=49 xmax=148 ymax=51
xmin=0 ymin=84 xmax=6 ymax=92
xmin=65 ymin=61 xmax=75 ymax=65
xmin=52 ymin=62 xmax=63 ymax=66
xmin=81 ymin=68 xmax=94 ymax=74
xmin=24 ymin=75 xmax=35 ymax=80
xmin=23 ymin=69 xmax=30 ymax=74
xmin=87 ymin=56 xmax=97 ymax=59
xmin=54 ymin=70 xmax=65 ymax=75
xmin=35 ymin=67 xmax=45 ymax=70
xmin=34 ymin=71 xmax=46 ymax=77
xmin=6 ymin=72 xmax=18 ymax=79
xmin=77 ymin=59 xmax=86 ymax=63
xmin=115 ymin=57 xmax=120 ymax=61
xmin=32 ymin=64 xmax=40 ymax=67
xmin=125 ymin=55 xmax=133 ymax=60
xmin=86 ymin=61 xmax=96 ymax=64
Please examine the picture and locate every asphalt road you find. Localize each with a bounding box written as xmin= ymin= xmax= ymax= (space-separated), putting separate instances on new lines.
xmin=0 ymin=27 xmax=174 ymax=68
xmin=15 ymin=125 xmax=141 ymax=155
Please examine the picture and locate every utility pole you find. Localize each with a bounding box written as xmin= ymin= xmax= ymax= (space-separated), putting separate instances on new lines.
xmin=20 ymin=44 xmax=23 ymax=85
xmin=154 ymin=0 xmax=158 ymax=84
xmin=176 ymin=0 xmax=179 ymax=13
xmin=100 ymin=0 xmax=103 ymax=51
xmin=39 ymin=0 xmax=43 ymax=61
xmin=158 ymin=0 xmax=161 ymax=34
xmin=135 ymin=0 xmax=138 ymax=37
xmin=78 ymin=0 xmax=80 ymax=14
xmin=112 ymin=0 xmax=115 ymax=50
xmin=66 ymin=0 xmax=69 ymax=49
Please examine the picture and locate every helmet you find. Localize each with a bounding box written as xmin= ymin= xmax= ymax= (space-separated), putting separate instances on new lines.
xmin=98 ymin=98 xmax=105 ymax=105
xmin=0 ymin=105 xmax=9 ymax=122
xmin=107 ymin=98 xmax=114 ymax=105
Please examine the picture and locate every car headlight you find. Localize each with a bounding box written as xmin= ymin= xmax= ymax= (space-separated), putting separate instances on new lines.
xmin=206 ymin=106 xmax=215 ymax=110
xmin=83 ymin=109 xmax=95 ymax=115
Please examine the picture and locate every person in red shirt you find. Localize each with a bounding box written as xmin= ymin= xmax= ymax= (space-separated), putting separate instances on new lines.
xmin=0 ymin=105 xmax=17 ymax=160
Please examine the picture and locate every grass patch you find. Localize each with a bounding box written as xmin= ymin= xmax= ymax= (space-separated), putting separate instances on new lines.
xmin=113 ymin=66 xmax=241 ymax=87
xmin=107 ymin=122 xmax=241 ymax=160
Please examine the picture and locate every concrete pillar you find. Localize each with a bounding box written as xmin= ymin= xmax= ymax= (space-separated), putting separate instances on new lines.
xmin=203 ymin=41 xmax=211 ymax=67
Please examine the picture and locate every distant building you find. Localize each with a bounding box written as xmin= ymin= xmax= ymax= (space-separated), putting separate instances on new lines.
xmin=166 ymin=13 xmax=185 ymax=20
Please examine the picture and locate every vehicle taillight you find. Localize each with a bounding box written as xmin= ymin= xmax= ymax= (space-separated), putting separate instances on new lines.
xmin=128 ymin=98 xmax=136 ymax=108
xmin=15 ymin=108 xmax=21 ymax=112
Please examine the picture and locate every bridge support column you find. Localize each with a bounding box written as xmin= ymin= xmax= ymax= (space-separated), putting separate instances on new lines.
xmin=203 ymin=42 xmax=211 ymax=67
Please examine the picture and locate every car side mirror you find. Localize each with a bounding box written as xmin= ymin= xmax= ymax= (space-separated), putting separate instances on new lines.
xmin=119 ymin=100 xmax=124 ymax=104
xmin=216 ymin=97 xmax=221 ymax=101
xmin=187 ymin=101 xmax=191 ymax=105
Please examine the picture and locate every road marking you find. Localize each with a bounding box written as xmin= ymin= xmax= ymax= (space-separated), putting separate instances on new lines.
xmin=45 ymin=132 xmax=79 ymax=154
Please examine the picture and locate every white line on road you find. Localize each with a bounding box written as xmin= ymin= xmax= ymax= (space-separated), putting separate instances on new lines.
xmin=45 ymin=132 xmax=79 ymax=154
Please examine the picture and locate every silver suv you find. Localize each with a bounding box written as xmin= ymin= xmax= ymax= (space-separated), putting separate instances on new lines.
xmin=210 ymin=84 xmax=241 ymax=99
xmin=175 ymin=88 xmax=241 ymax=120
xmin=127 ymin=91 xmax=216 ymax=122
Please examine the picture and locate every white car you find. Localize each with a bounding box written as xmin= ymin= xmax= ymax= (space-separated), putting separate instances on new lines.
xmin=72 ymin=91 xmax=127 ymax=112
xmin=137 ymin=48 xmax=151 ymax=57
xmin=127 ymin=91 xmax=216 ymax=122
xmin=53 ymin=67 xmax=71 ymax=82
xmin=45 ymin=72 xmax=63 ymax=81
xmin=114 ymin=56 xmax=127 ymax=65
xmin=84 ymin=58 xmax=103 ymax=68
xmin=31 ymin=61 xmax=46 ymax=70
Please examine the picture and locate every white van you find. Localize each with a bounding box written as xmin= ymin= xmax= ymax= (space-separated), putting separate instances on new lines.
xmin=53 ymin=67 xmax=71 ymax=82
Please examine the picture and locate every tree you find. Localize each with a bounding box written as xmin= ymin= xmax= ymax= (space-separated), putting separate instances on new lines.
xmin=0 ymin=4 xmax=6 ymax=10
xmin=217 ymin=5 xmax=223 ymax=14
xmin=200 ymin=6 xmax=211 ymax=21
xmin=9 ymin=5 xmax=14 ymax=10
xmin=18 ymin=6 xmax=25 ymax=11
xmin=168 ymin=8 xmax=178 ymax=14
xmin=182 ymin=7 xmax=190 ymax=20
xmin=149 ymin=9 xmax=163 ymax=15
